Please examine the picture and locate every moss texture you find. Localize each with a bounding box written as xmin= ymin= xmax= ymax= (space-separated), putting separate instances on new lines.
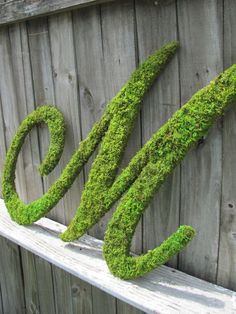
xmin=103 ymin=64 xmax=236 ymax=279
xmin=2 ymin=41 xmax=178 ymax=225
xmin=2 ymin=39 xmax=236 ymax=279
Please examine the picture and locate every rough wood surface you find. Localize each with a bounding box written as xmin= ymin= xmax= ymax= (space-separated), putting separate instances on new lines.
xmin=0 ymin=0 xmax=114 ymax=26
xmin=98 ymin=0 xmax=142 ymax=254
xmin=0 ymin=237 xmax=26 ymax=313
xmin=177 ymin=0 xmax=223 ymax=282
xmin=72 ymin=6 xmax=116 ymax=314
xmin=0 ymin=199 xmax=235 ymax=314
xmin=135 ymin=0 xmax=180 ymax=268
xmin=48 ymin=11 xmax=84 ymax=225
xmin=217 ymin=0 xmax=236 ymax=291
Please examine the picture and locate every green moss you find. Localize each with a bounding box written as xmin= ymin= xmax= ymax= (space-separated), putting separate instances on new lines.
xmin=3 ymin=38 xmax=236 ymax=279
xmin=2 ymin=41 xmax=178 ymax=225
xmin=102 ymin=64 xmax=236 ymax=279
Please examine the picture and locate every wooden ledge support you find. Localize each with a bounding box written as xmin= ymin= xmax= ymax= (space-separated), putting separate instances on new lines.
xmin=0 ymin=199 xmax=235 ymax=314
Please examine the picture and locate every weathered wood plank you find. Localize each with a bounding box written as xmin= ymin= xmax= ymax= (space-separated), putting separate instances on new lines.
xmin=27 ymin=17 xmax=67 ymax=313
xmin=0 ymin=284 xmax=3 ymax=314
xmin=72 ymin=4 xmax=105 ymax=195
xmin=0 ymin=237 xmax=26 ymax=314
xmin=27 ymin=16 xmax=89 ymax=314
xmin=0 ymin=26 xmax=28 ymax=200
xmin=70 ymin=274 xmax=93 ymax=314
xmin=117 ymin=301 xmax=145 ymax=314
xmin=48 ymin=12 xmax=94 ymax=313
xmin=92 ymin=287 xmax=116 ymax=314
xmin=27 ymin=17 xmax=60 ymax=221
xmin=135 ymin=0 xmax=180 ymax=268
xmin=0 ymin=199 xmax=235 ymax=314
xmin=0 ymin=95 xmax=5 ymax=314
xmin=0 ymin=25 xmax=28 ymax=314
xmin=0 ymin=0 xmax=115 ymax=26
xmin=3 ymin=21 xmax=56 ymax=314
xmin=99 ymin=0 xmax=142 ymax=254
xmin=72 ymin=5 xmax=117 ymax=313
xmin=0 ymin=91 xmax=6 ymax=199
xmin=177 ymin=0 xmax=223 ymax=282
xmin=48 ymin=11 xmax=84 ymax=225
xmin=217 ymin=0 xmax=236 ymax=291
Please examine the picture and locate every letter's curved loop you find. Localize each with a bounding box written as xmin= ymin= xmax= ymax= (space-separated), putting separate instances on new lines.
xmin=2 ymin=42 xmax=179 ymax=226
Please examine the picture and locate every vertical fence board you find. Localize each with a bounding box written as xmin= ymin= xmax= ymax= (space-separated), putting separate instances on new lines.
xmin=27 ymin=17 xmax=79 ymax=314
xmin=92 ymin=288 xmax=116 ymax=314
xmin=177 ymin=0 xmax=223 ymax=282
xmin=117 ymin=302 xmax=144 ymax=314
xmin=100 ymin=0 xmax=142 ymax=254
xmin=0 ymin=25 xmax=29 ymax=314
xmin=0 ymin=93 xmax=6 ymax=198
xmin=7 ymin=21 xmax=56 ymax=314
xmin=8 ymin=23 xmax=40 ymax=314
xmin=72 ymin=5 xmax=117 ymax=313
xmin=70 ymin=275 xmax=93 ymax=314
xmin=33 ymin=256 xmax=56 ymax=314
xmin=0 ymin=94 xmax=5 ymax=314
xmin=27 ymin=17 xmax=60 ymax=220
xmin=135 ymin=0 xmax=180 ymax=268
xmin=0 ymin=57 xmax=25 ymax=312
xmin=48 ymin=11 xmax=84 ymax=225
xmin=0 ymin=284 xmax=3 ymax=314
xmin=48 ymin=11 xmax=94 ymax=313
xmin=0 ymin=26 xmax=27 ymax=199
xmin=0 ymin=237 xmax=25 ymax=314
xmin=217 ymin=0 xmax=236 ymax=291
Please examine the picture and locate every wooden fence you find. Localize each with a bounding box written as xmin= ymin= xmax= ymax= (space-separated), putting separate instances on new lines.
xmin=0 ymin=0 xmax=235 ymax=313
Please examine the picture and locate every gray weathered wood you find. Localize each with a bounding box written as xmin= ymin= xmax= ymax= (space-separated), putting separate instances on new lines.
xmin=217 ymin=0 xmax=236 ymax=291
xmin=0 ymin=92 xmax=6 ymax=199
xmin=117 ymin=301 xmax=145 ymax=314
xmin=0 ymin=0 xmax=114 ymax=26
xmin=92 ymin=287 xmax=116 ymax=314
xmin=48 ymin=11 xmax=84 ymax=225
xmin=135 ymin=0 xmax=180 ymax=268
xmin=4 ymin=21 xmax=56 ymax=314
xmin=72 ymin=5 xmax=117 ymax=313
xmin=70 ymin=274 xmax=93 ymax=314
xmin=48 ymin=12 xmax=94 ymax=314
xmin=177 ymin=0 xmax=223 ymax=282
xmin=0 ymin=284 xmax=3 ymax=314
xmin=0 ymin=237 xmax=26 ymax=314
xmin=0 ymin=25 xmax=28 ymax=314
xmin=27 ymin=17 xmax=63 ymax=222
xmin=27 ymin=16 xmax=90 ymax=314
xmin=0 ymin=199 xmax=235 ymax=314
xmin=99 ymin=0 xmax=142 ymax=254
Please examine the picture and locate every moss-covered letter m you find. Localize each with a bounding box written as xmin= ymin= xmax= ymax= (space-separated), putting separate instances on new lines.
xmin=2 ymin=41 xmax=236 ymax=279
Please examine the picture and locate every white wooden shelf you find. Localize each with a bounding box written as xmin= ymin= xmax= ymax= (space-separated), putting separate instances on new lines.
xmin=0 ymin=199 xmax=235 ymax=314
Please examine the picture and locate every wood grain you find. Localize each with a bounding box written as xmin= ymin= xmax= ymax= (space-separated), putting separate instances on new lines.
xmin=217 ymin=0 xmax=236 ymax=291
xmin=177 ymin=0 xmax=223 ymax=283
xmin=72 ymin=6 xmax=115 ymax=314
xmin=99 ymin=0 xmax=142 ymax=254
xmin=0 ymin=237 xmax=25 ymax=313
xmin=0 ymin=0 xmax=114 ymax=26
xmin=135 ymin=0 xmax=180 ymax=268
xmin=0 ymin=199 xmax=235 ymax=314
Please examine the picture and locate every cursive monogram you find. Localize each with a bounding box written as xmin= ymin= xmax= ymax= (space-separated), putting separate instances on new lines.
xmin=2 ymin=42 xmax=236 ymax=279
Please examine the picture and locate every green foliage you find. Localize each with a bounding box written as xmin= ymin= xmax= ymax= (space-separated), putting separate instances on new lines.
xmin=2 ymin=39 xmax=236 ymax=279
xmin=103 ymin=65 xmax=236 ymax=279
xmin=2 ymin=41 xmax=178 ymax=225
